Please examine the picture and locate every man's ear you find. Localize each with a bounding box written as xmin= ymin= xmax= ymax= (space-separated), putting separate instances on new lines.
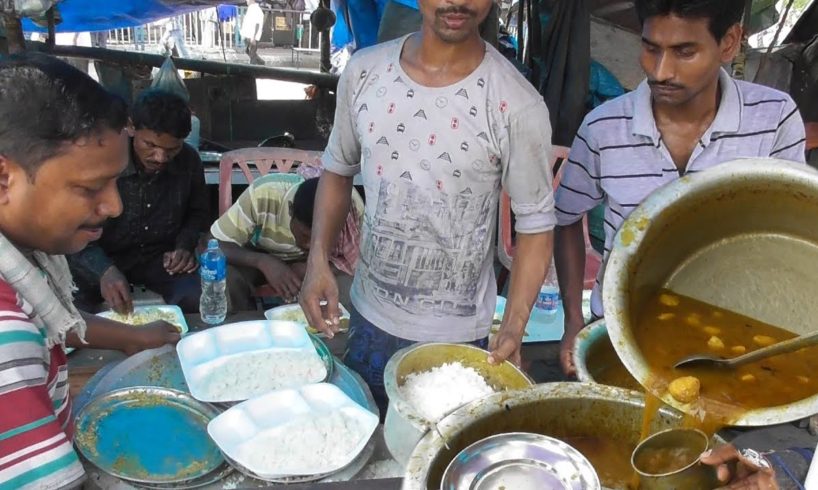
xmin=126 ymin=118 xmax=136 ymax=137
xmin=720 ymin=23 xmax=743 ymax=64
xmin=0 ymin=155 xmax=20 ymax=206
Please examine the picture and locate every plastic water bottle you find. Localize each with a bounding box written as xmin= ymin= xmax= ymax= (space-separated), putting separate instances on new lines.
xmin=535 ymin=262 xmax=561 ymax=315
xmin=199 ymin=239 xmax=227 ymax=324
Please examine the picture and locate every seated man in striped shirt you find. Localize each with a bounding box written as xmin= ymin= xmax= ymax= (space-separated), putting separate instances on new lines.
xmin=209 ymin=173 xmax=364 ymax=310
xmin=555 ymin=0 xmax=807 ymax=375
xmin=0 ymin=54 xmax=180 ymax=489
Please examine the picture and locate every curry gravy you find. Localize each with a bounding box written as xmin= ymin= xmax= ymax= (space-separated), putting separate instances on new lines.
xmin=636 ymin=289 xmax=818 ymax=423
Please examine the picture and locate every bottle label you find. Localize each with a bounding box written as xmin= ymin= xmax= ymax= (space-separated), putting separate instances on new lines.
xmin=536 ymin=291 xmax=560 ymax=311
xmin=200 ymin=254 xmax=226 ymax=281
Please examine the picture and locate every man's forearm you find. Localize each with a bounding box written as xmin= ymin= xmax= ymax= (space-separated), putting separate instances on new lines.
xmin=554 ymin=221 xmax=586 ymax=328
xmin=214 ymin=238 xmax=274 ymax=270
xmin=504 ymin=231 xmax=553 ymax=334
xmin=66 ymin=312 xmax=139 ymax=351
xmin=308 ymin=172 xmax=353 ymax=264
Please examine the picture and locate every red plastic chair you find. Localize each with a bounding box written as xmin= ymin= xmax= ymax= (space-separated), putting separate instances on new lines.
xmin=218 ymin=147 xmax=323 ymax=215
xmin=497 ymin=145 xmax=601 ymax=290
xmin=218 ymin=147 xmax=323 ymax=300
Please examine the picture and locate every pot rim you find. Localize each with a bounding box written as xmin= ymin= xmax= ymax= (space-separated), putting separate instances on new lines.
xmin=402 ymin=382 xmax=682 ymax=490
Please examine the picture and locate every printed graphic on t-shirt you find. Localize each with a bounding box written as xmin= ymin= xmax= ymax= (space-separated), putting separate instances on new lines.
xmin=357 ymin=177 xmax=494 ymax=317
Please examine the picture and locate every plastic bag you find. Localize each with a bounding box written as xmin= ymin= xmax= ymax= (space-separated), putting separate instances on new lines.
xmin=150 ymin=56 xmax=189 ymax=102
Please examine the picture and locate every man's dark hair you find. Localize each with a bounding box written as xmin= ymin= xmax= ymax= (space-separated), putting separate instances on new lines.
xmin=0 ymin=52 xmax=128 ymax=176
xmin=635 ymin=0 xmax=745 ymax=41
xmin=131 ymin=89 xmax=192 ymax=139
xmin=292 ymin=177 xmax=319 ymax=227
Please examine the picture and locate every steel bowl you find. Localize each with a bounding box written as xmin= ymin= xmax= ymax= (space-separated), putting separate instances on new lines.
xmin=442 ymin=432 xmax=600 ymax=490
xmin=383 ymin=343 xmax=533 ymax=465
xmin=403 ymin=382 xmax=724 ymax=490
xmin=603 ymin=158 xmax=818 ymax=426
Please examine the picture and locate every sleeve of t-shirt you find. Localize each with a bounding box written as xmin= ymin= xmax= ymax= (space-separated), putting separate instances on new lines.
xmin=0 ymin=283 xmax=85 ymax=489
xmin=769 ymin=97 xmax=807 ymax=163
xmin=321 ymin=60 xmax=362 ymax=177
xmin=555 ymin=118 xmax=605 ymax=226
xmin=500 ymin=100 xmax=557 ymax=234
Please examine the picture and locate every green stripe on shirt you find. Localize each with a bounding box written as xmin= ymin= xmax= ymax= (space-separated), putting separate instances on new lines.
xmin=0 ymin=330 xmax=45 ymax=347
xmin=0 ymin=415 xmax=56 ymax=441
xmin=0 ymin=450 xmax=81 ymax=490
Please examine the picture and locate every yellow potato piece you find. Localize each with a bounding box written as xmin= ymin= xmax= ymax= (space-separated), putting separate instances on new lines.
xmin=659 ymin=294 xmax=680 ymax=307
xmin=668 ymin=376 xmax=700 ymax=404
xmin=711 ymin=311 xmax=724 ymax=319
xmin=797 ymin=376 xmax=810 ymax=384
xmin=741 ymin=374 xmax=757 ymax=383
xmin=707 ymin=336 xmax=725 ymax=351
xmin=731 ymin=345 xmax=746 ymax=355
xmin=685 ymin=314 xmax=702 ymax=327
xmin=703 ymin=326 xmax=721 ymax=336
xmin=753 ymin=335 xmax=777 ymax=347
xmin=657 ymin=312 xmax=675 ymax=321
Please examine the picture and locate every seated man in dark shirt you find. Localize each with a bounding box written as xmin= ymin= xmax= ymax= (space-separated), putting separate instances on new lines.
xmin=69 ymin=89 xmax=209 ymax=313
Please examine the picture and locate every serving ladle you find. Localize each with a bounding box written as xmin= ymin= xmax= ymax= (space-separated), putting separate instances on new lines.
xmin=674 ymin=331 xmax=818 ymax=369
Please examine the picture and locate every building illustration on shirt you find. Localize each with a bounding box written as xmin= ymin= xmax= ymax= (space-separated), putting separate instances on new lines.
xmin=357 ymin=175 xmax=495 ymax=318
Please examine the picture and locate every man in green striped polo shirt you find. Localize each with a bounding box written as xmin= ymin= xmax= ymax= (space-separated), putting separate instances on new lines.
xmin=210 ymin=173 xmax=364 ymax=310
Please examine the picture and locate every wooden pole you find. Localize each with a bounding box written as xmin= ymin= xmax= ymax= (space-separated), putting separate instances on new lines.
xmin=3 ymin=14 xmax=26 ymax=54
xmin=46 ymin=7 xmax=55 ymax=48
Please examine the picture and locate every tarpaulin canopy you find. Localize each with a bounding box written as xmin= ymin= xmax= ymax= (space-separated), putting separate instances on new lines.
xmin=21 ymin=0 xmax=223 ymax=33
xmin=525 ymin=0 xmax=591 ymax=147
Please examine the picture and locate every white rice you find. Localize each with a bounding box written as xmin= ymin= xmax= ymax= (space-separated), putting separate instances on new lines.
xmin=234 ymin=409 xmax=368 ymax=475
xmin=400 ymin=362 xmax=495 ymax=422
xmin=196 ymin=350 xmax=327 ymax=400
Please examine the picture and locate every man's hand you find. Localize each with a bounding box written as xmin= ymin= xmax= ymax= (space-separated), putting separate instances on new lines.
xmin=700 ymin=445 xmax=778 ymax=490
xmin=488 ymin=325 xmax=524 ymax=366
xmin=100 ymin=265 xmax=133 ymax=314
xmin=299 ymin=260 xmax=341 ymax=338
xmin=256 ymin=255 xmax=302 ymax=300
xmin=163 ymin=249 xmax=198 ymax=275
xmin=121 ymin=321 xmax=182 ymax=356
xmin=559 ymin=319 xmax=584 ymax=377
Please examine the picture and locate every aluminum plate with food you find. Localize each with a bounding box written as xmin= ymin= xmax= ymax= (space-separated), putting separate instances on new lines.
xmin=97 ymin=305 xmax=189 ymax=334
xmin=264 ymin=303 xmax=351 ymax=336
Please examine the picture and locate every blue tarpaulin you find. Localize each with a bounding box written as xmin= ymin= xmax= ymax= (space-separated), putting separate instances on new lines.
xmin=22 ymin=0 xmax=221 ymax=33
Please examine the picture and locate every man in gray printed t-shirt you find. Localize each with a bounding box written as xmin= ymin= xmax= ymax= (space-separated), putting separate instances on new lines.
xmin=555 ymin=0 xmax=807 ymax=377
xmin=299 ymin=0 xmax=556 ymax=411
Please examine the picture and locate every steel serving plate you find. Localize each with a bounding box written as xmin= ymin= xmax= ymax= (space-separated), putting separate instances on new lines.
xmin=442 ymin=432 xmax=600 ymax=490
xmin=176 ymin=320 xmax=333 ymax=403
xmin=73 ymin=387 xmax=223 ymax=485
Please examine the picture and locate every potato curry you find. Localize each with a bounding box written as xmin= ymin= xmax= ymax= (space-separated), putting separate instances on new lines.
xmin=635 ymin=289 xmax=818 ymax=421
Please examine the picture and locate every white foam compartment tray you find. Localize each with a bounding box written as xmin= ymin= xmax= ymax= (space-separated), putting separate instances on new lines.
xmin=176 ymin=320 xmax=321 ymax=402
xmin=207 ymin=383 xmax=379 ymax=478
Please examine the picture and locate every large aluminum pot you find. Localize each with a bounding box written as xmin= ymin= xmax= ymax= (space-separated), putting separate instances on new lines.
xmin=403 ymin=382 xmax=721 ymax=490
xmin=383 ymin=343 xmax=532 ymax=466
xmin=603 ymin=158 xmax=818 ymax=426
xmin=573 ymin=320 xmax=641 ymax=392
